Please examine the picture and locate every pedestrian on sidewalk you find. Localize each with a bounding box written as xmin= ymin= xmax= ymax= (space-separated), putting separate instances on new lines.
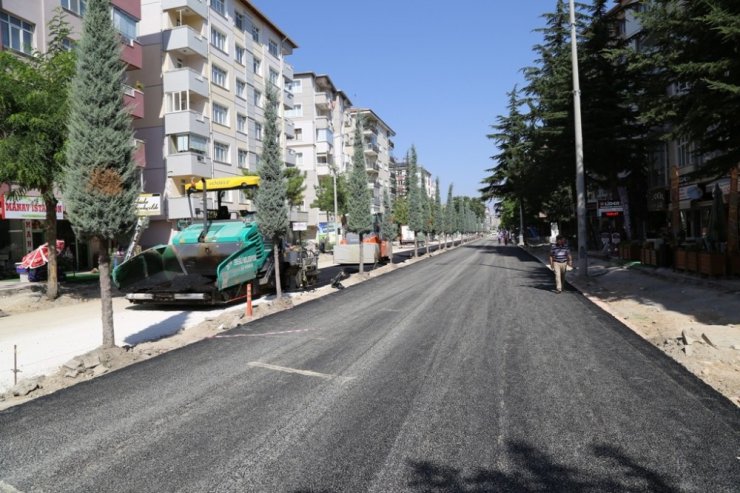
xmin=549 ymin=235 xmax=572 ymax=293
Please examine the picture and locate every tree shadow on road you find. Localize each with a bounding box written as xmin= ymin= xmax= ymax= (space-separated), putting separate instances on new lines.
xmin=122 ymin=311 xmax=191 ymax=345
xmin=405 ymin=440 xmax=678 ymax=492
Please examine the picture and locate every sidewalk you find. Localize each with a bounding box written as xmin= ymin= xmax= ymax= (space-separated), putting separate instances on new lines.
xmin=524 ymin=244 xmax=740 ymax=406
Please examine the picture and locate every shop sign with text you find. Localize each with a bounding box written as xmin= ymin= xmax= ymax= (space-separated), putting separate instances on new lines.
xmin=0 ymin=195 xmax=64 ymax=220
xmin=135 ymin=194 xmax=161 ymax=216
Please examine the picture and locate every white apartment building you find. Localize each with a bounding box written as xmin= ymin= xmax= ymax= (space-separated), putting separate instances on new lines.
xmin=135 ymin=0 xmax=297 ymax=245
xmin=391 ymin=159 xmax=436 ymax=200
xmin=286 ymin=72 xmax=352 ymax=235
xmin=345 ymin=108 xmax=395 ymax=215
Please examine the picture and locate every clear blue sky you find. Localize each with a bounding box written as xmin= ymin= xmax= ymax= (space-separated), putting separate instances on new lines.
xmin=256 ymin=1 xmax=553 ymax=201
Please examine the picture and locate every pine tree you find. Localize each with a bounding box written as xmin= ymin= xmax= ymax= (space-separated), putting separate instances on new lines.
xmin=255 ymin=83 xmax=288 ymax=298
xmin=0 ymin=9 xmax=75 ymax=300
xmin=407 ymin=146 xmax=424 ymax=257
xmin=379 ymin=189 xmax=397 ymax=265
xmin=346 ymin=116 xmax=373 ymax=274
xmin=63 ymin=0 xmax=138 ymax=348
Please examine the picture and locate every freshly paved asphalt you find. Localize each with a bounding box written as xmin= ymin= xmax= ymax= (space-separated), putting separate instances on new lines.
xmin=0 ymin=240 xmax=737 ymax=492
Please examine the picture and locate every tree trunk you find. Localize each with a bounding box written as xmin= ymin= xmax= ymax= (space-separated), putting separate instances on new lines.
xmin=96 ymin=237 xmax=115 ymax=348
xmin=273 ymin=243 xmax=283 ymax=300
xmin=728 ymin=164 xmax=739 ymax=253
xmin=414 ymin=236 xmax=418 ymax=258
xmin=358 ymin=233 xmax=364 ymax=274
xmin=43 ymin=194 xmax=59 ymax=300
xmin=426 ymin=234 xmax=430 ymax=255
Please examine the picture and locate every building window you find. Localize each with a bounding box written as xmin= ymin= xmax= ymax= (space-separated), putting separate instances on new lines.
xmin=237 ymin=113 xmax=247 ymax=133
xmin=235 ymin=11 xmax=245 ymax=31
xmin=268 ymin=39 xmax=279 ymax=57
xmin=61 ymin=0 xmax=86 ymax=17
xmin=294 ymin=128 xmax=302 ymax=141
xmin=289 ymin=79 xmax=302 ymax=94
xmin=236 ymin=79 xmax=246 ymax=98
xmin=255 ymin=122 xmax=262 ymax=141
xmin=251 ymin=25 xmax=259 ymax=43
xmin=112 ymin=7 xmax=137 ymax=44
xmin=175 ymin=134 xmax=207 ymax=154
xmin=252 ymin=57 xmax=261 ymax=76
xmin=253 ymin=90 xmax=262 ymax=108
xmin=210 ymin=27 xmax=226 ymax=52
xmin=166 ymin=91 xmax=191 ymax=112
xmin=214 ymin=141 xmax=229 ymax=163
xmin=238 ymin=149 xmax=248 ymax=168
xmin=62 ymin=37 xmax=76 ymax=51
xmin=269 ymin=68 xmax=279 ymax=86
xmin=286 ymin=104 xmax=302 ymax=118
xmin=211 ymin=64 xmax=227 ymax=88
xmin=295 ymin=152 xmax=303 ymax=166
xmin=212 ymin=103 xmax=228 ymax=126
xmin=235 ymin=44 xmax=245 ymax=65
xmin=210 ymin=0 xmax=225 ymax=16
xmin=0 ymin=12 xmax=34 ymax=55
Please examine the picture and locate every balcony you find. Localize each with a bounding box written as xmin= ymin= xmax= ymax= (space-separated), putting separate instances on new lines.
xmin=314 ymin=92 xmax=331 ymax=110
xmin=364 ymin=142 xmax=380 ymax=156
xmin=316 ymin=141 xmax=333 ymax=155
xmin=164 ymin=110 xmax=210 ymax=137
xmin=365 ymin=162 xmax=380 ymax=175
xmin=282 ymin=62 xmax=294 ymax=80
xmin=283 ymin=89 xmax=294 ymax=109
xmin=167 ymin=195 xmax=212 ymax=220
xmin=120 ymin=38 xmax=142 ymax=70
xmin=162 ymin=0 xmax=207 ymax=19
xmin=123 ymin=86 xmax=144 ymax=119
xmin=163 ymin=26 xmax=207 ymax=59
xmin=111 ymin=0 xmax=141 ymax=19
xmin=163 ymin=68 xmax=208 ymax=97
xmin=316 ymin=116 xmax=330 ymax=130
xmin=284 ymin=119 xmax=295 ymax=139
xmin=166 ymin=152 xmax=211 ymax=178
xmin=284 ymin=148 xmax=297 ymax=166
xmin=133 ymin=139 xmax=146 ymax=167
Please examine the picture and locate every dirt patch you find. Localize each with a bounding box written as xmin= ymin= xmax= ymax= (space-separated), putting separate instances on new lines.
xmin=0 ymin=281 xmax=107 ymax=315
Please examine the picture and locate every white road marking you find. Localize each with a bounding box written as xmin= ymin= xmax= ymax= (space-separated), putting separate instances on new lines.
xmin=247 ymin=361 xmax=354 ymax=383
xmin=214 ymin=328 xmax=315 ymax=338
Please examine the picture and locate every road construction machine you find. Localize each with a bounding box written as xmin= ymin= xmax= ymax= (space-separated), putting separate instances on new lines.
xmin=112 ymin=176 xmax=318 ymax=304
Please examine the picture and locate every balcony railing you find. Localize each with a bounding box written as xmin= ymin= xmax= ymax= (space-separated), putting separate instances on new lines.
xmin=364 ymin=142 xmax=380 ymax=156
xmin=284 ymin=148 xmax=297 ymax=166
xmin=123 ymin=85 xmax=144 ymax=119
xmin=166 ymin=152 xmax=211 ymax=178
xmin=283 ymin=89 xmax=294 ymax=109
xmin=161 ymin=0 xmax=207 ymax=19
xmin=314 ymin=92 xmax=331 ymax=110
xmin=282 ymin=62 xmax=294 ymax=81
xmin=163 ymin=25 xmax=207 ymax=59
xmin=163 ymin=68 xmax=208 ymax=97
xmin=120 ymin=37 xmax=142 ymax=70
xmin=164 ymin=110 xmax=210 ymax=137
xmin=284 ymin=119 xmax=295 ymax=138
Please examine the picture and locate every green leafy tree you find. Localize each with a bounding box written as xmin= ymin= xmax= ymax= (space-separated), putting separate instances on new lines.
xmin=311 ymin=173 xmax=347 ymax=226
xmin=407 ymin=146 xmax=424 ymax=257
xmin=379 ymin=189 xmax=397 ymax=264
xmin=284 ymin=166 xmax=306 ymax=210
xmin=346 ymin=116 xmax=373 ymax=274
xmin=0 ymin=9 xmax=75 ymax=300
xmin=255 ymin=83 xmax=288 ymax=298
xmin=63 ymin=0 xmax=138 ymax=348
xmin=392 ymin=194 xmax=409 ymax=228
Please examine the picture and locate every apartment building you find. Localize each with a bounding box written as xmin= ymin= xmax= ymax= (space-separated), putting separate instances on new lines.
xmin=345 ymin=108 xmax=395 ymax=215
xmin=391 ymin=159 xmax=436 ymax=200
xmin=136 ymin=0 xmax=296 ymax=245
xmin=0 ymin=0 xmax=144 ymax=269
xmin=286 ymin=72 xmax=352 ymax=235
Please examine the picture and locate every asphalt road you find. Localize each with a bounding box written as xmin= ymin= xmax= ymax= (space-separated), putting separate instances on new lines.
xmin=0 ymin=240 xmax=737 ymax=492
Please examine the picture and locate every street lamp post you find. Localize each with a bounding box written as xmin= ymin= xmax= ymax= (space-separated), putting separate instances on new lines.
xmin=569 ymin=0 xmax=588 ymax=277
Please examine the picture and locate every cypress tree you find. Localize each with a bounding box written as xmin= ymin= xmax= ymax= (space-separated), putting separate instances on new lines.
xmin=444 ymin=184 xmax=455 ymax=247
xmin=407 ymin=146 xmax=424 ymax=257
xmin=433 ymin=177 xmax=443 ymax=248
xmin=63 ymin=0 xmax=138 ymax=348
xmin=346 ymin=115 xmax=373 ymax=274
xmin=255 ymin=83 xmax=288 ymax=298
xmin=379 ymin=189 xmax=397 ymax=265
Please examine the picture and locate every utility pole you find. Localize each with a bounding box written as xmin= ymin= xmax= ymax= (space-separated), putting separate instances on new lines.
xmin=569 ymin=0 xmax=588 ymax=277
